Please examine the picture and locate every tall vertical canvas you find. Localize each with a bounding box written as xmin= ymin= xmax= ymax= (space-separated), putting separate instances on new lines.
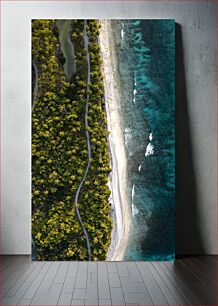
xmin=32 ymin=19 xmax=175 ymax=261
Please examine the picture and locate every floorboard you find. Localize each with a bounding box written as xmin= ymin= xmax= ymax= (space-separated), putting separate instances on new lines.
xmin=0 ymin=256 xmax=216 ymax=305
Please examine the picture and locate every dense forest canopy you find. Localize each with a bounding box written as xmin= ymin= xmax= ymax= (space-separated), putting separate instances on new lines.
xmin=32 ymin=19 xmax=112 ymax=261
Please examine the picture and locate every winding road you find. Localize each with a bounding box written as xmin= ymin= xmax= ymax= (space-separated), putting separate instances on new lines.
xmin=73 ymin=20 xmax=92 ymax=261
xmin=32 ymin=58 xmax=39 ymax=112
xmin=32 ymin=57 xmax=38 ymax=260
xmin=32 ymin=21 xmax=92 ymax=261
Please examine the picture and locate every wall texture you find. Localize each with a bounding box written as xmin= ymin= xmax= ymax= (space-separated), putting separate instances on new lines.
xmin=1 ymin=1 xmax=217 ymax=254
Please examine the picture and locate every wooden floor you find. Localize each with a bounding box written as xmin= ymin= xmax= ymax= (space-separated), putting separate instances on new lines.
xmin=0 ymin=256 xmax=217 ymax=305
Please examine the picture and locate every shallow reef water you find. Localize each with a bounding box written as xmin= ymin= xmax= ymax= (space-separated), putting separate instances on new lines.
xmin=111 ymin=20 xmax=175 ymax=261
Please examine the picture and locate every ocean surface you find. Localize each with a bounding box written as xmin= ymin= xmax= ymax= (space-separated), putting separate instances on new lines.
xmin=111 ymin=20 xmax=175 ymax=261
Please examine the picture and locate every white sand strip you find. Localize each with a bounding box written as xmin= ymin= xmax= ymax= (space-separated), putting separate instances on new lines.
xmin=99 ymin=20 xmax=131 ymax=261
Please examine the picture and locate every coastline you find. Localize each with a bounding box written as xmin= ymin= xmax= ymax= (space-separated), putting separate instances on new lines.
xmin=99 ymin=20 xmax=131 ymax=261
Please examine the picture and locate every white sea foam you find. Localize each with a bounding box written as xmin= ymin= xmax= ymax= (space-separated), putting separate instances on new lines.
xmin=131 ymin=185 xmax=139 ymax=216
xmin=132 ymin=88 xmax=137 ymax=104
xmin=138 ymin=164 xmax=142 ymax=172
xmin=132 ymin=73 xmax=137 ymax=104
xmin=132 ymin=184 xmax=135 ymax=199
xmin=132 ymin=203 xmax=139 ymax=216
xmin=121 ymin=28 xmax=125 ymax=39
xmin=134 ymin=71 xmax=137 ymax=86
xmin=145 ymin=143 xmax=154 ymax=157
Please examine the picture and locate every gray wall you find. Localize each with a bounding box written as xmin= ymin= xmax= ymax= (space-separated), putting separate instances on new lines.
xmin=1 ymin=1 xmax=217 ymax=255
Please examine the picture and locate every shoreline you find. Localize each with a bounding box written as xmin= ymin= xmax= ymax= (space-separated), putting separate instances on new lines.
xmin=99 ymin=20 xmax=131 ymax=261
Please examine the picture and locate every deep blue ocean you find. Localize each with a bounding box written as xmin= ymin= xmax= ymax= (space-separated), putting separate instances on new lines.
xmin=111 ymin=20 xmax=175 ymax=261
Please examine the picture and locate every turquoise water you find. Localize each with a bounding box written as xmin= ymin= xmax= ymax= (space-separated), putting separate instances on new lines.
xmin=111 ymin=20 xmax=175 ymax=261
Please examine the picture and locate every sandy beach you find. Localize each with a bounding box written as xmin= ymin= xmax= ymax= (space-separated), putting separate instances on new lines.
xmin=99 ymin=20 xmax=131 ymax=261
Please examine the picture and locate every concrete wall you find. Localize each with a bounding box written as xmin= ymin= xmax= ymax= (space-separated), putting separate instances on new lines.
xmin=1 ymin=1 xmax=217 ymax=255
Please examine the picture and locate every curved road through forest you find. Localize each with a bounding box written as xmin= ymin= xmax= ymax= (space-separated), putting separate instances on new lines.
xmin=32 ymin=57 xmax=38 ymax=260
xmin=73 ymin=20 xmax=92 ymax=261
xmin=32 ymin=58 xmax=38 ymax=112
xmin=32 ymin=21 xmax=92 ymax=260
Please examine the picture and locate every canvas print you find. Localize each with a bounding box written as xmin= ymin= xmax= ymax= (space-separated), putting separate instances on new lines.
xmin=32 ymin=19 xmax=175 ymax=261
